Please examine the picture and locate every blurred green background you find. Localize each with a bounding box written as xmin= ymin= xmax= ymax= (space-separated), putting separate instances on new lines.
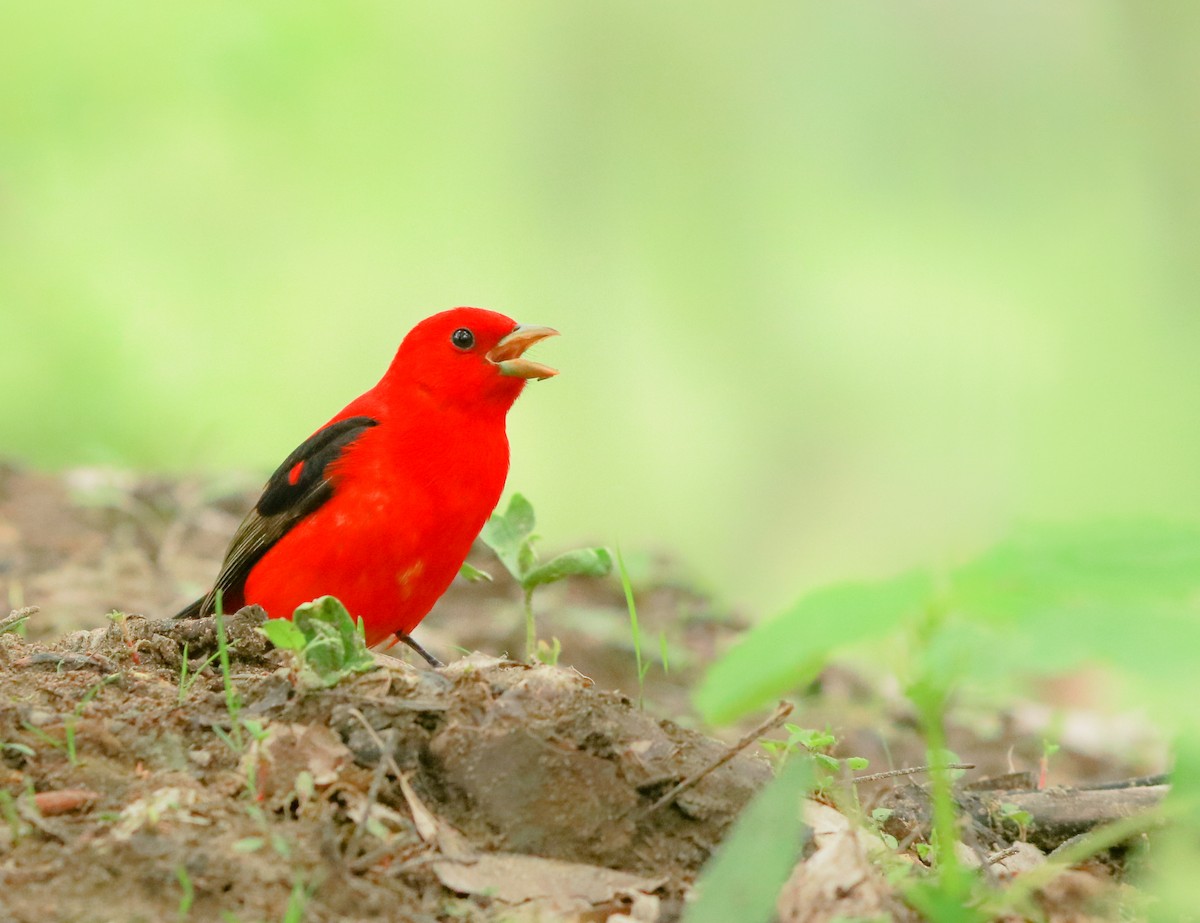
xmin=3 ymin=2 xmax=1198 ymax=617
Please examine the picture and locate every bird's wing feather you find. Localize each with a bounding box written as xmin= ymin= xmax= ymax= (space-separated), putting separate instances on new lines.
xmin=176 ymin=415 xmax=380 ymax=618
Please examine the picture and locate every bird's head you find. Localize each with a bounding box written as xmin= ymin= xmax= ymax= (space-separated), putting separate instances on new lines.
xmin=390 ymin=307 xmax=558 ymax=411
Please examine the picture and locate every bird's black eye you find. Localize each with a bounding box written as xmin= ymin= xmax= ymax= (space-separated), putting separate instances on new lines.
xmin=451 ymin=328 xmax=475 ymax=350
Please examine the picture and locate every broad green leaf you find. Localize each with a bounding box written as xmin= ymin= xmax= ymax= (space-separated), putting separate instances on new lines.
xmin=696 ymin=570 xmax=933 ymax=725
xmin=290 ymin=596 xmax=376 ymax=688
xmin=1144 ymin=733 xmax=1200 ymax=921
xmin=951 ymin=520 xmax=1200 ymax=623
xmin=522 ymin=547 xmax=614 ymax=590
xmin=683 ymin=754 xmax=813 ymax=923
xmin=946 ymin=520 xmax=1200 ymax=710
xmin=504 ymin=492 xmax=536 ymax=537
xmin=480 ymin=494 xmax=538 ymax=580
xmin=258 ymin=618 xmax=307 ymax=651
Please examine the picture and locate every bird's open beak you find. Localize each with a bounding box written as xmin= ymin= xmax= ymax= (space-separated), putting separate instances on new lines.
xmin=487 ymin=324 xmax=559 ymax=380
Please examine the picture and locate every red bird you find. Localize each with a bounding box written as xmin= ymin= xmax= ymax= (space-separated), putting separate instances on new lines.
xmin=177 ymin=307 xmax=557 ymax=665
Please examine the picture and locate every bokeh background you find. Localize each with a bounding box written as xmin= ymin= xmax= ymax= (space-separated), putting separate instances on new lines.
xmin=3 ymin=2 xmax=1198 ymax=618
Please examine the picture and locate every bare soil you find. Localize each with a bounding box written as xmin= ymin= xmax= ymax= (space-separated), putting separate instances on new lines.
xmin=0 ymin=464 xmax=1168 ymax=922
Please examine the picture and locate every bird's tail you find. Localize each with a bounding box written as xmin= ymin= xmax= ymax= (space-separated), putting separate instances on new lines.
xmin=174 ymin=596 xmax=209 ymax=620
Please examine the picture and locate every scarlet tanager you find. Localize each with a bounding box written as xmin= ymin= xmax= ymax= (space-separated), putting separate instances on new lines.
xmin=177 ymin=307 xmax=557 ymax=666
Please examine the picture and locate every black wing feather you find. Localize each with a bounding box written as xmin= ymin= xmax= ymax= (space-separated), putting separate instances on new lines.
xmin=175 ymin=415 xmax=379 ymax=618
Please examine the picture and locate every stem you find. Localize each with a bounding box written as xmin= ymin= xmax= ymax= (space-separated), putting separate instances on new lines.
xmin=616 ymin=548 xmax=645 ymax=708
xmin=911 ymin=681 xmax=978 ymax=917
xmin=920 ymin=693 xmax=959 ymax=873
xmin=214 ymin=606 xmax=242 ymax=751
xmin=523 ymin=587 xmax=536 ymax=661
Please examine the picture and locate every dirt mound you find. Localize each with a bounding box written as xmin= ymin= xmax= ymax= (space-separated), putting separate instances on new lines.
xmin=0 ymin=608 xmax=769 ymax=922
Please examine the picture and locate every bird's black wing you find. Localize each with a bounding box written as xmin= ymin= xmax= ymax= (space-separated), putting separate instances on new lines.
xmin=175 ymin=415 xmax=380 ymax=619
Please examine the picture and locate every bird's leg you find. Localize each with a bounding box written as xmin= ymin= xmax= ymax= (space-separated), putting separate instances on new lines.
xmin=395 ymin=631 xmax=444 ymax=668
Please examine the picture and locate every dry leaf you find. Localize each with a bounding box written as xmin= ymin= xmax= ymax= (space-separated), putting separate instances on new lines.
xmin=777 ymin=829 xmax=909 ymax=923
xmin=242 ymin=722 xmax=351 ymax=804
xmin=433 ymin=852 xmax=664 ymax=914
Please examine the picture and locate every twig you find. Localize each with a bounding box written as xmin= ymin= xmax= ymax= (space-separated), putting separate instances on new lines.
xmin=342 ymin=708 xmax=474 ymax=866
xmin=347 ymin=839 xmax=427 ymax=875
xmin=346 ymin=721 xmax=398 ymax=860
xmin=986 ymin=844 xmax=1022 ymax=866
xmin=1082 ymin=774 xmax=1169 ymax=791
xmin=15 ymin=652 xmax=120 ymax=673
xmin=973 ymin=784 xmax=1169 ymax=852
xmin=345 ymin=708 xmax=405 ymax=780
xmin=1004 ymin=803 xmax=1173 ymax=903
xmin=640 ymin=700 xmax=794 ymax=818
xmin=880 ymin=779 xmax=1170 ymax=854
xmin=854 ymin=763 xmax=976 ymax=784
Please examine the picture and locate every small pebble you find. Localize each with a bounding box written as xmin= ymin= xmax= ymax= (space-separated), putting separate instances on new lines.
xmin=187 ymin=748 xmax=213 ymax=767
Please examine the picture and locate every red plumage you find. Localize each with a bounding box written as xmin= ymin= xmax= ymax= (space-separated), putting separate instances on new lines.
xmin=179 ymin=307 xmax=557 ymax=656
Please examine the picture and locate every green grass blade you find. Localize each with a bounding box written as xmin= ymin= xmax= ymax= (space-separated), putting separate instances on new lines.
xmin=683 ymin=754 xmax=813 ymax=923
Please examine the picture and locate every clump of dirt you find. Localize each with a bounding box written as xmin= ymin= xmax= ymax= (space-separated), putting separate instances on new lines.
xmin=0 ymin=607 xmax=768 ymax=922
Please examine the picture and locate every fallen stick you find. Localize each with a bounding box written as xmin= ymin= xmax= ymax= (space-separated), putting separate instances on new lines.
xmin=854 ymin=763 xmax=976 ymax=784
xmin=967 ymin=784 xmax=1169 ymax=852
xmin=881 ymin=779 xmax=1169 ymax=853
xmin=639 ymin=700 xmax=793 ymax=818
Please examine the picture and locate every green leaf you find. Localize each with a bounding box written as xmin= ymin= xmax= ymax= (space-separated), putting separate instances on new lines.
xmin=946 ymin=520 xmax=1200 ymax=710
xmin=951 ymin=519 xmax=1200 ymax=622
xmin=683 ymin=754 xmax=813 ymax=923
xmin=458 ymin=562 xmax=493 ymax=583
xmin=696 ymin=570 xmax=933 ymax=725
xmin=521 ymin=547 xmax=614 ymax=590
xmin=1141 ymin=733 xmax=1200 ymax=919
xmin=258 ymin=618 xmax=307 ymax=651
xmin=1 ymin=743 xmax=35 ymax=758
xmin=479 ymin=493 xmax=538 ymax=580
xmin=517 ymin=536 xmax=538 ymax=575
xmin=288 ymin=596 xmax=376 ymax=688
xmin=505 ymin=492 xmax=536 ymax=536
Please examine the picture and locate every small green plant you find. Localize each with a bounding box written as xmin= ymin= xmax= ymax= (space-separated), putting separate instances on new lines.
xmin=60 ymin=673 xmax=121 ymax=766
xmin=175 ymin=864 xmax=195 ymax=921
xmin=479 ymin=493 xmax=613 ymax=661
xmin=766 ymin=725 xmax=869 ymax=770
xmin=19 ymin=722 xmax=67 ymax=757
xmin=533 ymin=636 xmax=562 ymax=666
xmin=759 ymin=724 xmax=869 ymax=798
xmin=258 ymin=596 xmax=375 ymax=688
xmin=871 ymin=807 xmax=900 ymax=850
xmin=0 ymin=789 xmax=28 ymax=843
xmin=231 ymin=831 xmax=292 ymax=858
xmin=177 ymin=642 xmax=222 ymax=706
xmin=997 ymin=801 xmax=1033 ymax=840
xmin=282 ymin=873 xmax=313 ymax=923
xmin=693 ymin=520 xmax=1200 ymax=920
xmin=1038 ymin=736 xmax=1061 ymax=789
xmin=615 ymin=547 xmax=654 ymax=707
xmin=211 ymin=602 xmax=245 ymax=753
xmin=206 ymin=596 xmax=270 ymax=762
